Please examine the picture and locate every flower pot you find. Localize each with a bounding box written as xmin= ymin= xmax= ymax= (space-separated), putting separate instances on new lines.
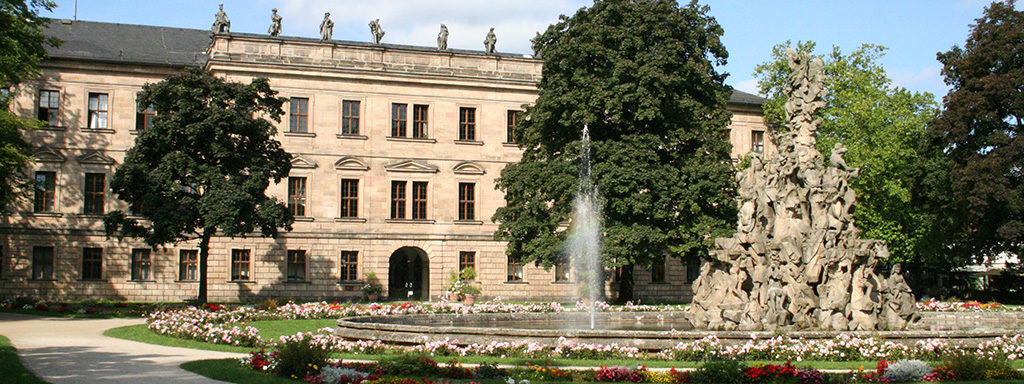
xmin=462 ymin=295 xmax=476 ymax=306
xmin=448 ymin=293 xmax=462 ymax=301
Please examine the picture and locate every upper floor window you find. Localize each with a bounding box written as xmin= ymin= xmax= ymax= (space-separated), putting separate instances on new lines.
xmin=391 ymin=103 xmax=407 ymax=137
xmin=136 ymin=104 xmax=155 ymax=131
xmin=32 ymin=246 xmax=54 ymax=280
xmin=390 ymin=181 xmax=407 ymax=219
xmin=82 ymin=247 xmax=103 ymax=280
xmin=412 ymin=104 xmax=429 ymax=139
xmin=751 ymin=130 xmax=764 ymax=153
xmin=179 ymin=250 xmax=198 ymax=281
xmin=286 ymin=250 xmax=306 ymax=281
xmin=340 ymin=179 xmax=359 ymax=218
xmin=412 ymin=181 xmax=428 ymax=220
xmin=287 ymin=177 xmax=307 ymax=217
xmin=342 ymin=100 xmax=360 ymax=135
xmin=459 ymin=251 xmax=475 ymax=273
xmin=506 ymin=110 xmax=522 ymax=143
xmin=458 ymin=182 xmax=475 ymax=220
xmin=131 ymin=248 xmax=152 ymax=281
xmin=289 ymin=97 xmax=309 ymax=133
xmin=34 ymin=171 xmax=55 ymax=212
xmin=87 ymin=93 xmax=109 ymax=129
xmin=231 ymin=249 xmax=251 ymax=281
xmin=459 ymin=107 xmax=476 ymax=141
xmin=84 ymin=173 xmax=105 ymax=214
xmin=38 ymin=90 xmax=59 ymax=126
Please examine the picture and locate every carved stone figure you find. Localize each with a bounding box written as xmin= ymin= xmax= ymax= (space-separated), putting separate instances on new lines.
xmin=684 ymin=48 xmax=919 ymax=331
xmin=370 ymin=19 xmax=385 ymax=44
xmin=212 ymin=4 xmax=230 ymax=34
xmin=437 ymin=24 xmax=449 ymax=50
xmin=320 ymin=13 xmax=334 ymax=41
xmin=268 ymin=8 xmax=282 ymax=37
xmin=484 ymin=27 xmax=497 ymax=54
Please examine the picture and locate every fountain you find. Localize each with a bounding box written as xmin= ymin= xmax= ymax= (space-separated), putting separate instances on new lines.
xmin=567 ymin=125 xmax=603 ymax=329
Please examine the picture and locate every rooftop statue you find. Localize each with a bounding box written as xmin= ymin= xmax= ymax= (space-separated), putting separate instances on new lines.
xmin=370 ymin=19 xmax=385 ymax=44
xmin=211 ymin=4 xmax=230 ymax=34
xmin=268 ymin=8 xmax=282 ymax=37
xmin=484 ymin=27 xmax=497 ymax=54
xmin=320 ymin=13 xmax=334 ymax=41
xmin=437 ymin=24 xmax=449 ymax=51
xmin=685 ymin=48 xmax=920 ymax=331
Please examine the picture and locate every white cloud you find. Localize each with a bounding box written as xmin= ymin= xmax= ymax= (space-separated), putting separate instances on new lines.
xmin=892 ymin=66 xmax=942 ymax=88
xmin=733 ymin=78 xmax=760 ymax=95
xmin=273 ymin=0 xmax=589 ymax=53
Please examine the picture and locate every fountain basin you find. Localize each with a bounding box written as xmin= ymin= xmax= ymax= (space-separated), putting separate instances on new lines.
xmin=335 ymin=311 xmax=1024 ymax=351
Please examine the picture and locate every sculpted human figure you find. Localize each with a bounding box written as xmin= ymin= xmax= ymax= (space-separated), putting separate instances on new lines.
xmin=437 ymin=24 xmax=449 ymax=50
xmin=320 ymin=13 xmax=334 ymax=41
xmin=212 ymin=4 xmax=230 ymax=33
xmin=484 ymin=27 xmax=497 ymax=54
xmin=268 ymin=8 xmax=282 ymax=37
xmin=370 ymin=19 xmax=385 ymax=44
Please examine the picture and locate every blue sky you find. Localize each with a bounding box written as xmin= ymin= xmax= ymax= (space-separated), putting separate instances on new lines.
xmin=43 ymin=1 xmax=1013 ymax=99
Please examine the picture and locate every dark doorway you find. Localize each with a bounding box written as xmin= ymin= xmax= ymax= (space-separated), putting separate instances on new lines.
xmin=388 ymin=247 xmax=429 ymax=300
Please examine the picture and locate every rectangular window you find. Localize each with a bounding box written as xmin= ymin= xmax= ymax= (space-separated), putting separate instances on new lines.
xmin=286 ymin=250 xmax=306 ymax=281
xmin=506 ymin=110 xmax=521 ymax=143
xmin=34 ymin=171 xmax=55 ymax=212
xmin=390 ymin=180 xmax=406 ymax=219
xmin=82 ymin=247 xmax=102 ymax=280
xmin=507 ymin=256 xmax=523 ymax=282
xmin=136 ymin=104 xmax=155 ymax=131
xmin=340 ymin=179 xmax=359 ymax=218
xmin=342 ymin=100 xmax=360 ymax=135
xmin=459 ymin=251 xmax=475 ymax=273
xmin=555 ymin=261 xmax=570 ymax=282
xmin=131 ymin=248 xmax=152 ymax=281
xmin=751 ymin=130 xmax=764 ymax=153
xmin=412 ymin=181 xmax=428 ymax=220
xmin=412 ymin=104 xmax=428 ymax=138
xmin=37 ymin=90 xmax=59 ymax=126
xmin=231 ymin=249 xmax=251 ymax=281
xmin=179 ymin=250 xmax=198 ymax=281
xmin=391 ymin=103 xmax=407 ymax=137
xmin=685 ymin=256 xmax=701 ymax=284
xmin=459 ymin=107 xmax=476 ymax=141
xmin=651 ymin=259 xmax=666 ymax=283
xmin=87 ymin=93 xmax=109 ymax=129
xmin=289 ymin=97 xmax=309 ymax=133
xmin=32 ymin=246 xmax=54 ymax=280
xmin=458 ymin=182 xmax=475 ymax=220
xmin=340 ymin=251 xmax=358 ymax=281
xmin=84 ymin=173 xmax=105 ymax=214
xmin=287 ymin=177 xmax=306 ymax=217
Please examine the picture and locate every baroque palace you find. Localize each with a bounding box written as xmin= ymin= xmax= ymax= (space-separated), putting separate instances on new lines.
xmin=0 ymin=18 xmax=772 ymax=303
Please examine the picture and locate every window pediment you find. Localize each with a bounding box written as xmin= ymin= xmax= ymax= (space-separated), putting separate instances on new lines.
xmin=384 ymin=159 xmax=438 ymax=173
xmin=33 ymin=146 xmax=65 ymax=163
xmin=334 ymin=156 xmax=369 ymax=171
xmin=77 ymin=150 xmax=115 ymax=165
xmin=291 ymin=154 xmax=318 ymax=169
xmin=452 ymin=161 xmax=485 ymax=175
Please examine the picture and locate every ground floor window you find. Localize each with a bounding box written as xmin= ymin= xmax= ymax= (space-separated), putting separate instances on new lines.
xmin=32 ymin=246 xmax=54 ymax=280
xmin=459 ymin=251 xmax=475 ymax=273
xmin=651 ymin=259 xmax=666 ymax=283
xmin=554 ymin=261 xmax=570 ymax=282
xmin=82 ymin=247 xmax=102 ymax=280
xmin=685 ymin=256 xmax=701 ymax=283
xmin=507 ymin=256 xmax=523 ymax=282
xmin=131 ymin=249 xmax=151 ymax=281
xmin=179 ymin=250 xmax=198 ymax=281
xmin=287 ymin=250 xmax=307 ymax=281
xmin=231 ymin=249 xmax=251 ymax=281
xmin=340 ymin=251 xmax=358 ymax=281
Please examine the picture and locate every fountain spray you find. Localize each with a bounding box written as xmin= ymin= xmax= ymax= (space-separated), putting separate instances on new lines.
xmin=567 ymin=125 xmax=603 ymax=330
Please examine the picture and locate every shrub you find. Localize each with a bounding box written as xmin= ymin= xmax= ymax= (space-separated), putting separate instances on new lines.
xmin=274 ymin=337 xmax=330 ymax=379
xmin=473 ymin=362 xmax=506 ymax=379
xmin=257 ymin=298 xmax=280 ymax=311
xmin=571 ymin=369 xmax=598 ymax=382
xmin=882 ymin=359 xmax=932 ymax=382
xmin=943 ymin=354 xmax=1020 ymax=381
xmin=376 ymin=355 xmax=440 ymax=377
xmin=691 ymin=359 xmax=746 ymax=384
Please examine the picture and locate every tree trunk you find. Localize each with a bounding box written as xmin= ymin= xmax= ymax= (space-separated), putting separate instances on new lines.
xmin=616 ymin=264 xmax=634 ymax=304
xmin=198 ymin=230 xmax=212 ymax=304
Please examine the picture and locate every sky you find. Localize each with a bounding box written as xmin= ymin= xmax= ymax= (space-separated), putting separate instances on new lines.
xmin=42 ymin=0 xmax=1015 ymax=100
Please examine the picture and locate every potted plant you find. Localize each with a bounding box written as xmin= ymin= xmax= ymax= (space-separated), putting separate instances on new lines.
xmin=362 ymin=272 xmax=383 ymax=302
xmin=446 ymin=267 xmax=481 ymax=305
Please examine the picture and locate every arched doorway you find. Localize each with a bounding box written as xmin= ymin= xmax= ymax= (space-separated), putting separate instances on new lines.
xmin=388 ymin=247 xmax=429 ymax=300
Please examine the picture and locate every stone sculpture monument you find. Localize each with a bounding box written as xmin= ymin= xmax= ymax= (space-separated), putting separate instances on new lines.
xmin=211 ymin=4 xmax=230 ymax=34
xmin=268 ymin=8 xmax=282 ymax=37
xmin=320 ymin=13 xmax=334 ymax=41
xmin=370 ymin=19 xmax=385 ymax=44
xmin=685 ymin=48 xmax=920 ymax=331
xmin=484 ymin=27 xmax=497 ymax=54
xmin=438 ymin=24 xmax=449 ymax=50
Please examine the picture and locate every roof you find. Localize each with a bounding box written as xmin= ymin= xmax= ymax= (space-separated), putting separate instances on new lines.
xmin=41 ymin=20 xmax=765 ymax=106
xmin=43 ymin=19 xmax=209 ymax=67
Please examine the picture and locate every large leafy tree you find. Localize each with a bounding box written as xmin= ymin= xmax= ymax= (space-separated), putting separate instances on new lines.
xmin=0 ymin=0 xmax=60 ymax=210
xmin=105 ymin=68 xmax=294 ymax=303
xmin=493 ymin=0 xmax=737 ymax=300
xmin=929 ymin=0 xmax=1024 ymax=264
xmin=753 ymin=43 xmax=946 ymax=281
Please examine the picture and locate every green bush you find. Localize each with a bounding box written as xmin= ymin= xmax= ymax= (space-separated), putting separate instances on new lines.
xmin=273 ymin=338 xmax=330 ymax=379
xmin=377 ymin=355 xmax=440 ymax=377
xmin=690 ymin=359 xmax=746 ymax=384
xmin=942 ymin=354 xmax=1021 ymax=381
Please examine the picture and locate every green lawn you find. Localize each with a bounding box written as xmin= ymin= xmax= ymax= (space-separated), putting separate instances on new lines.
xmin=0 ymin=335 xmax=50 ymax=384
xmin=181 ymin=359 xmax=296 ymax=384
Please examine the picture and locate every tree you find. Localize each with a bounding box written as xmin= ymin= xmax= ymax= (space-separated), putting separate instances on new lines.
xmin=0 ymin=0 xmax=60 ymax=210
xmin=930 ymin=0 xmax=1024 ymax=265
xmin=753 ymin=43 xmax=947 ymax=281
xmin=493 ymin=0 xmax=737 ymax=301
xmin=104 ymin=68 xmax=294 ymax=303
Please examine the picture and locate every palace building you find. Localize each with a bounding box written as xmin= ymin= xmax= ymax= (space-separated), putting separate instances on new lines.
xmin=0 ymin=19 xmax=772 ymax=303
